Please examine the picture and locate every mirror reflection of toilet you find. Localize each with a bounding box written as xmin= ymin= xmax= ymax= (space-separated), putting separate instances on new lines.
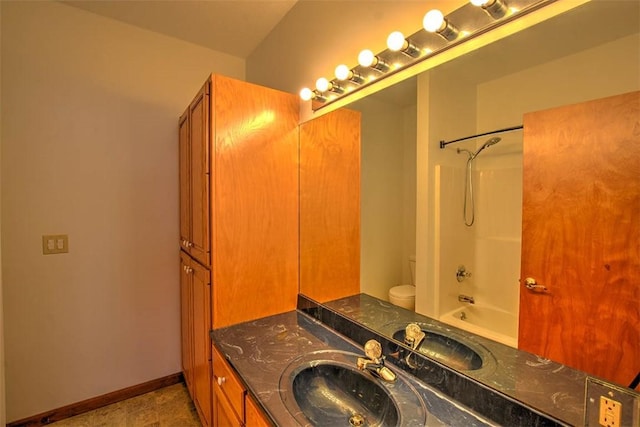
xmin=388 ymin=256 xmax=416 ymax=310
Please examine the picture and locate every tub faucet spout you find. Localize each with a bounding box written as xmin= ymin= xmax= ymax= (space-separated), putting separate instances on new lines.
xmin=458 ymin=294 xmax=475 ymax=304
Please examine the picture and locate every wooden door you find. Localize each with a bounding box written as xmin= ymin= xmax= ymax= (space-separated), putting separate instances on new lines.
xmin=189 ymin=82 xmax=211 ymax=267
xmin=299 ymin=108 xmax=362 ymax=302
xmin=180 ymin=252 xmax=194 ymax=398
xmin=192 ymin=259 xmax=212 ymax=426
xmin=179 ymin=110 xmax=191 ymax=250
xmin=519 ymin=91 xmax=639 ymax=386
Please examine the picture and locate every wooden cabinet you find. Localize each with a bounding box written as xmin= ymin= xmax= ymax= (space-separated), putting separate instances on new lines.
xmin=181 ymin=252 xmax=212 ymax=426
xmin=210 ymin=75 xmax=299 ymax=329
xmin=245 ymin=395 xmax=271 ymax=427
xmin=180 ymin=252 xmax=194 ymax=396
xmin=179 ymin=82 xmax=211 ymax=268
xmin=180 ymin=74 xmax=299 ymax=427
xmin=299 ymin=108 xmax=362 ymax=302
xmin=213 ymin=345 xmax=271 ymax=427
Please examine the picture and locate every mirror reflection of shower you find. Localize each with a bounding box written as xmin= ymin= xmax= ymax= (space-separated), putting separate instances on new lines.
xmin=457 ymin=137 xmax=501 ymax=226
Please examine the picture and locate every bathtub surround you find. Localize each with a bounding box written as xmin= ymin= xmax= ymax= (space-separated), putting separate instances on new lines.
xmin=302 ymin=293 xmax=592 ymax=426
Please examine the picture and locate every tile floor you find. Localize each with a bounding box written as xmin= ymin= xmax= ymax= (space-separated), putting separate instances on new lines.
xmin=50 ymin=382 xmax=201 ymax=427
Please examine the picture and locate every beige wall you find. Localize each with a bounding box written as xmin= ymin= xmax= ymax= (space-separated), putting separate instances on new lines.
xmin=0 ymin=1 xmax=244 ymax=421
xmin=356 ymin=96 xmax=417 ymax=301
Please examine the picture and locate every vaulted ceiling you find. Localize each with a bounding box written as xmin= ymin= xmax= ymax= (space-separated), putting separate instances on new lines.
xmin=61 ymin=0 xmax=299 ymax=58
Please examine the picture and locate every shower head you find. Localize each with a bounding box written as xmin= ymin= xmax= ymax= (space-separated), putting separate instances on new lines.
xmin=472 ymin=136 xmax=501 ymax=159
xmin=456 ymin=136 xmax=501 ymax=159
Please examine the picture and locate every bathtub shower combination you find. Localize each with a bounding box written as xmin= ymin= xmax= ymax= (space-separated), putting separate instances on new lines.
xmin=435 ymin=130 xmax=523 ymax=348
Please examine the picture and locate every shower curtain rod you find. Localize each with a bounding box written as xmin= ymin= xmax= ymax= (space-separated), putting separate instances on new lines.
xmin=439 ymin=125 xmax=524 ymax=149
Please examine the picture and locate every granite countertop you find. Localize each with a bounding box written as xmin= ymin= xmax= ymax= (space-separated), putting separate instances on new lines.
xmin=211 ymin=310 xmax=496 ymax=427
xmin=318 ymin=294 xmax=588 ymax=426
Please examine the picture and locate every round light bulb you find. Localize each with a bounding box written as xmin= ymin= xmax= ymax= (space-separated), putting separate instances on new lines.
xmin=423 ymin=9 xmax=445 ymax=33
xmin=358 ymin=49 xmax=376 ymax=67
xmin=387 ymin=31 xmax=406 ymax=51
xmin=315 ymin=77 xmax=331 ymax=92
xmin=299 ymin=87 xmax=313 ymax=101
xmin=470 ymin=0 xmax=490 ymax=5
xmin=335 ymin=64 xmax=350 ymax=81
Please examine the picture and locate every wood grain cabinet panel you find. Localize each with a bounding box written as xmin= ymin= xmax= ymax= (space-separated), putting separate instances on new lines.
xmin=245 ymin=395 xmax=271 ymax=427
xmin=180 ymin=252 xmax=212 ymax=426
xmin=299 ymin=108 xmax=362 ymax=303
xmin=180 ymin=252 xmax=194 ymax=397
xmin=180 ymin=74 xmax=299 ymax=427
xmin=192 ymin=259 xmax=212 ymax=426
xmin=210 ymin=75 xmax=300 ymax=329
xmin=180 ymin=82 xmax=211 ymax=268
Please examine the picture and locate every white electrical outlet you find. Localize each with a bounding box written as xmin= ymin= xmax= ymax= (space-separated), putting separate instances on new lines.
xmin=599 ymin=396 xmax=622 ymax=427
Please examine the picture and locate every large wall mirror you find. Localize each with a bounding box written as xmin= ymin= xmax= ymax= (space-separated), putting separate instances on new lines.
xmin=299 ymin=0 xmax=639 ymax=420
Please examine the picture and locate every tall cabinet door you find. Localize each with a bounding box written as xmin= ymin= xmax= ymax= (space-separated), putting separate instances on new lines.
xmin=179 ymin=111 xmax=191 ymax=251
xmin=519 ymin=91 xmax=639 ymax=386
xmin=191 ymin=258 xmax=212 ymax=426
xmin=180 ymin=252 xmax=194 ymax=397
xmin=189 ymin=83 xmax=211 ymax=267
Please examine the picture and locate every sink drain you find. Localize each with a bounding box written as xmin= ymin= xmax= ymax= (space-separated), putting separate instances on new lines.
xmin=349 ymin=414 xmax=365 ymax=426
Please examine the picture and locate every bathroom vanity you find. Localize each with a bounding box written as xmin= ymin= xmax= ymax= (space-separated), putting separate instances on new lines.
xmin=211 ymin=309 xmax=499 ymax=426
xmin=210 ymin=293 xmax=622 ymax=426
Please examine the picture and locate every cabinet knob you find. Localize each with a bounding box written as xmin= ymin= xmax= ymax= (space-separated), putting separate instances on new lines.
xmin=187 ymin=241 xmax=193 ymax=248
xmin=185 ymin=266 xmax=193 ymax=274
xmin=217 ymin=376 xmax=226 ymax=386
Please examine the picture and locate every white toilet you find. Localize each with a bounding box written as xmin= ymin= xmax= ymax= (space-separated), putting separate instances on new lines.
xmin=388 ymin=256 xmax=416 ymax=310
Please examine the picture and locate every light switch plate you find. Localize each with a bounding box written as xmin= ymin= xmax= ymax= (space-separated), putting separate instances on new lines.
xmin=42 ymin=234 xmax=69 ymax=255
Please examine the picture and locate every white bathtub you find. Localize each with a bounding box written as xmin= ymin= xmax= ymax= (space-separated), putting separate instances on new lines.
xmin=440 ymin=305 xmax=518 ymax=348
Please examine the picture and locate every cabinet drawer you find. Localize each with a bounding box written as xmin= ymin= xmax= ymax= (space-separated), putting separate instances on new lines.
xmin=213 ymin=345 xmax=246 ymax=421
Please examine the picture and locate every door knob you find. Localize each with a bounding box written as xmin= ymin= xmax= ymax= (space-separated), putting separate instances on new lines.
xmin=524 ymin=277 xmax=547 ymax=291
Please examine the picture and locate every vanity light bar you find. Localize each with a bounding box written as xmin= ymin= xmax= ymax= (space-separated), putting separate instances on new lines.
xmin=471 ymin=0 xmax=509 ymax=19
xmin=299 ymin=0 xmax=549 ymax=110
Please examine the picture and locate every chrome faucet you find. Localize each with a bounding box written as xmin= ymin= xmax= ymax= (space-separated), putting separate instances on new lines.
xmin=356 ymin=339 xmax=396 ymax=382
xmin=458 ymin=294 xmax=475 ymax=304
xmin=403 ymin=323 xmax=426 ymax=369
xmin=404 ymin=323 xmax=425 ymax=350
